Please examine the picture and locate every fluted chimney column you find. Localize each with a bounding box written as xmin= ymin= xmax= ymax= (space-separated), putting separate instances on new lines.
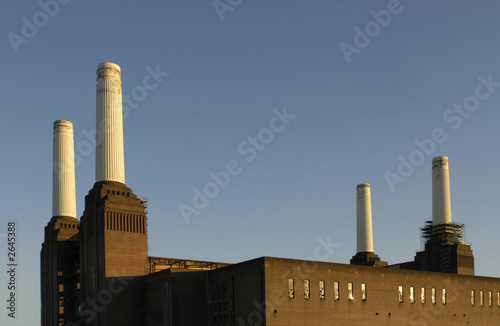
xmin=52 ymin=120 xmax=77 ymax=218
xmin=432 ymin=156 xmax=452 ymax=225
xmin=356 ymin=184 xmax=374 ymax=253
xmin=96 ymin=62 xmax=125 ymax=184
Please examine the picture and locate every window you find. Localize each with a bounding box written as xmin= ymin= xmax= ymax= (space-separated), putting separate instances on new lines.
xmin=319 ymin=281 xmax=325 ymax=300
xmin=348 ymin=283 xmax=354 ymax=301
xmin=58 ymin=295 xmax=64 ymax=315
xmin=431 ymin=288 xmax=436 ymax=304
xmin=409 ymin=287 xmax=415 ymax=303
xmin=471 ymin=290 xmax=475 ymax=306
xmin=333 ymin=282 xmax=339 ymax=300
xmin=398 ymin=286 xmax=404 ymax=303
xmin=480 ymin=291 xmax=484 ymax=306
xmin=361 ymin=283 xmax=366 ymax=301
xmin=304 ymin=280 xmax=310 ymax=299
xmin=421 ymin=287 xmax=425 ymax=304
xmin=57 ymin=271 xmax=63 ymax=277
xmin=442 ymin=289 xmax=447 ymax=305
xmin=489 ymin=291 xmax=492 ymax=306
xmin=288 ymin=279 xmax=295 ymax=299
xmin=58 ymin=284 xmax=63 ymax=293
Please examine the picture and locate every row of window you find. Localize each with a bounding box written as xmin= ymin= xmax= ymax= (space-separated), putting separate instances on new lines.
xmin=107 ymin=190 xmax=130 ymax=197
xmin=288 ymin=281 xmax=500 ymax=307
xmin=398 ymin=286 xmax=444 ymax=304
xmin=288 ymin=279 xmax=366 ymax=301
xmin=398 ymin=286 xmax=500 ymax=307
xmin=212 ymin=286 xmax=230 ymax=326
xmin=59 ymin=223 xmax=78 ymax=229
xmin=105 ymin=211 xmax=146 ymax=233
xmin=471 ymin=290 xmax=500 ymax=307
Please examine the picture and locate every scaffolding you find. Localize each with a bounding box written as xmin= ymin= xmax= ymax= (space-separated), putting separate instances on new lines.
xmin=148 ymin=256 xmax=231 ymax=274
xmin=417 ymin=220 xmax=470 ymax=273
xmin=140 ymin=197 xmax=148 ymax=214
xmin=420 ymin=220 xmax=465 ymax=246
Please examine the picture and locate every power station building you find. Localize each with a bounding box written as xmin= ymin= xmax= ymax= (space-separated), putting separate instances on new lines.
xmin=41 ymin=62 xmax=500 ymax=325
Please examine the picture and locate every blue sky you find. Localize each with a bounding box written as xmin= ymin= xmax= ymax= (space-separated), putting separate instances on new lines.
xmin=2 ymin=1 xmax=500 ymax=324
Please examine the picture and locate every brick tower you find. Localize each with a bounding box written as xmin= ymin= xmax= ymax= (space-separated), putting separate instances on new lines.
xmin=41 ymin=120 xmax=80 ymax=326
xmin=413 ymin=156 xmax=474 ymax=275
xmin=79 ymin=63 xmax=148 ymax=326
xmin=350 ymin=184 xmax=387 ymax=267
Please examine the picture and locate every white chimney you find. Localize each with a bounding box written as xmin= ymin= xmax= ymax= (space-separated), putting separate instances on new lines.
xmin=432 ymin=156 xmax=452 ymax=225
xmin=53 ymin=120 xmax=77 ymax=218
xmin=95 ymin=62 xmax=125 ymax=184
xmin=356 ymin=184 xmax=374 ymax=253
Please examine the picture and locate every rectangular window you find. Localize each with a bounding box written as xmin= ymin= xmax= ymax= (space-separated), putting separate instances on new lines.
xmin=409 ymin=287 xmax=415 ymax=303
xmin=361 ymin=283 xmax=366 ymax=301
xmin=319 ymin=281 xmax=325 ymax=300
xmin=471 ymin=290 xmax=475 ymax=306
xmin=334 ymin=282 xmax=339 ymax=300
xmin=57 ymin=271 xmax=63 ymax=277
xmin=421 ymin=287 xmax=425 ymax=304
xmin=304 ymin=280 xmax=310 ymax=299
xmin=442 ymin=289 xmax=447 ymax=305
xmin=489 ymin=291 xmax=492 ymax=306
xmin=431 ymin=288 xmax=436 ymax=304
xmin=480 ymin=291 xmax=484 ymax=306
xmin=288 ymin=279 xmax=295 ymax=299
xmin=348 ymin=282 xmax=353 ymax=301
xmin=58 ymin=284 xmax=64 ymax=293
xmin=398 ymin=286 xmax=404 ymax=303
xmin=58 ymin=296 xmax=64 ymax=316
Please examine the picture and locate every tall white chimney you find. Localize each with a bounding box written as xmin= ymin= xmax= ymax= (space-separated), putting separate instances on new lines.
xmin=53 ymin=120 xmax=77 ymax=218
xmin=356 ymin=184 xmax=374 ymax=253
xmin=95 ymin=62 xmax=125 ymax=184
xmin=432 ymin=156 xmax=452 ymax=225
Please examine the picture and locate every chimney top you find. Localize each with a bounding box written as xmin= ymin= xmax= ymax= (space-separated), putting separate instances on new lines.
xmin=96 ymin=62 xmax=121 ymax=79
xmin=54 ymin=120 xmax=73 ymax=126
xmin=97 ymin=62 xmax=121 ymax=72
xmin=432 ymin=156 xmax=449 ymax=166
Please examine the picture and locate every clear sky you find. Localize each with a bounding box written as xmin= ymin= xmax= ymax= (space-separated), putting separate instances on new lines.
xmin=2 ymin=1 xmax=500 ymax=324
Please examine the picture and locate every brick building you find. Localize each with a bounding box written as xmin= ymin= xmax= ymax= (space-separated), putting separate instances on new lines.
xmin=41 ymin=63 xmax=500 ymax=325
